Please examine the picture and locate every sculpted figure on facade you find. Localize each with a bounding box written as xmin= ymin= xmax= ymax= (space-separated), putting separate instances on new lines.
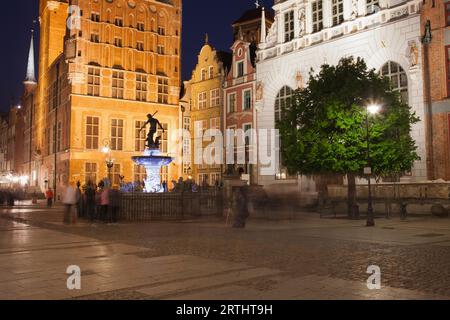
xmin=299 ymin=7 xmax=306 ymax=36
xmin=266 ymin=17 xmax=278 ymax=46
xmin=408 ymin=40 xmax=419 ymax=67
xmin=256 ymin=81 xmax=264 ymax=101
xmin=351 ymin=0 xmax=358 ymax=20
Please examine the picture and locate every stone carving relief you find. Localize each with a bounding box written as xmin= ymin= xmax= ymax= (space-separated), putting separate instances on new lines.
xmin=256 ymin=81 xmax=264 ymax=101
xmin=407 ymin=40 xmax=419 ymax=68
xmin=266 ymin=17 xmax=278 ymax=47
xmin=299 ymin=7 xmax=306 ymax=37
xmin=351 ymin=0 xmax=358 ymax=20
xmin=296 ymin=71 xmax=304 ymax=89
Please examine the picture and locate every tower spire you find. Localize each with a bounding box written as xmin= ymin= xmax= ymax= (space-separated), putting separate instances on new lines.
xmin=24 ymin=30 xmax=37 ymax=85
xmin=260 ymin=7 xmax=266 ymax=44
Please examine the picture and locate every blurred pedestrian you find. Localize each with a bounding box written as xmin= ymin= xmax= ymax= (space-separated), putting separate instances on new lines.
xmin=75 ymin=181 xmax=83 ymax=218
xmin=100 ymin=185 xmax=110 ymax=223
xmin=85 ymin=181 xmax=96 ymax=222
xmin=45 ymin=188 xmax=54 ymax=208
xmin=63 ymin=184 xmax=77 ymax=224
xmin=108 ymin=186 xmax=121 ymax=223
xmin=232 ymin=187 xmax=250 ymax=228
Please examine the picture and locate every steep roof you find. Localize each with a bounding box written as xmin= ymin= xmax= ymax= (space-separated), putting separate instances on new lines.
xmin=216 ymin=51 xmax=232 ymax=72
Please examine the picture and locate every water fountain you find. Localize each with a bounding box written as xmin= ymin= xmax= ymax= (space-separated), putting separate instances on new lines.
xmin=132 ymin=113 xmax=173 ymax=193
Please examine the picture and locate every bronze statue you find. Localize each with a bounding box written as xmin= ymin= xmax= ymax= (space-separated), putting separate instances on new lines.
xmin=139 ymin=112 xmax=165 ymax=149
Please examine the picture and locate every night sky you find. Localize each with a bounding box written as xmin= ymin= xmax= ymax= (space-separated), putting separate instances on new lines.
xmin=0 ymin=0 xmax=272 ymax=113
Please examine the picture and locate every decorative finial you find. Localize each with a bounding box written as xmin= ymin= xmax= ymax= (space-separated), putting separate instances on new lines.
xmin=255 ymin=0 xmax=260 ymax=9
xmin=205 ymin=33 xmax=209 ymax=44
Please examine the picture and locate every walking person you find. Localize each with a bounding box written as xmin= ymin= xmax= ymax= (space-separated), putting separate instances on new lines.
xmin=100 ymin=185 xmax=110 ymax=223
xmin=45 ymin=188 xmax=54 ymax=208
xmin=62 ymin=184 xmax=78 ymax=224
xmin=232 ymin=187 xmax=250 ymax=228
xmin=108 ymin=186 xmax=121 ymax=223
xmin=75 ymin=181 xmax=83 ymax=218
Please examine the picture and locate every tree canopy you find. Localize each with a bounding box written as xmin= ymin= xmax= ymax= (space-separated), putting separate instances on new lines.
xmin=278 ymin=57 xmax=420 ymax=179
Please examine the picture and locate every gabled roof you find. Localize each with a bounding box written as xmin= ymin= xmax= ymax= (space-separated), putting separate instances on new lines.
xmin=216 ymin=51 xmax=232 ymax=72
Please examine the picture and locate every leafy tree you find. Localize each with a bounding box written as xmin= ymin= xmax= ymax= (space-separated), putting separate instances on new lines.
xmin=278 ymin=57 xmax=420 ymax=217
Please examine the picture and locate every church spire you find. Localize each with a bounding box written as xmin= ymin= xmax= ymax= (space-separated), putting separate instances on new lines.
xmin=24 ymin=30 xmax=37 ymax=85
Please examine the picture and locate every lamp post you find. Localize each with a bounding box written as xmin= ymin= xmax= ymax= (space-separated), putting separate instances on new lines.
xmin=102 ymin=140 xmax=114 ymax=185
xmin=365 ymin=104 xmax=381 ymax=227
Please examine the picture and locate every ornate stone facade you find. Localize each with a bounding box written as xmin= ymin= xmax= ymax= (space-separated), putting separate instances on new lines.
xmin=35 ymin=0 xmax=182 ymax=195
xmin=256 ymin=0 xmax=427 ymax=187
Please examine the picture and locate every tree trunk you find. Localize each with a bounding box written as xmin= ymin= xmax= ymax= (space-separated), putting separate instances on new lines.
xmin=316 ymin=175 xmax=329 ymax=210
xmin=347 ymin=173 xmax=359 ymax=219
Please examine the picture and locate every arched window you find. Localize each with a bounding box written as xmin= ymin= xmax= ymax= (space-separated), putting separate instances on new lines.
xmin=380 ymin=61 xmax=408 ymax=103
xmin=274 ymin=86 xmax=293 ymax=123
xmin=274 ymin=86 xmax=296 ymax=180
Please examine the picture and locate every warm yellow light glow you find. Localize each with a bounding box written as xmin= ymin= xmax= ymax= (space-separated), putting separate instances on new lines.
xmin=367 ymin=104 xmax=381 ymax=115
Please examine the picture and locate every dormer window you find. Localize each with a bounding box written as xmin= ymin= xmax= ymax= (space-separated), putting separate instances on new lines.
xmin=237 ymin=61 xmax=244 ymax=78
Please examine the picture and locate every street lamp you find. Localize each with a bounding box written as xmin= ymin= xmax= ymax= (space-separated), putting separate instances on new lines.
xmin=102 ymin=140 xmax=114 ymax=184
xmin=365 ymin=104 xmax=381 ymax=227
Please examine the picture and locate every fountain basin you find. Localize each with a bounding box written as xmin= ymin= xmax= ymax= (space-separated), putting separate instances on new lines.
xmin=132 ymin=148 xmax=173 ymax=193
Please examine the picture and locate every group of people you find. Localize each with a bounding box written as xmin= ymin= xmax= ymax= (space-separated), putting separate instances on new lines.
xmin=0 ymin=189 xmax=23 ymax=206
xmin=60 ymin=180 xmax=121 ymax=224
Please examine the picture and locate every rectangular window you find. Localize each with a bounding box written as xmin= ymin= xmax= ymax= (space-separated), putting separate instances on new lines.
xmin=312 ymin=1 xmax=324 ymax=33
xmin=111 ymin=119 xmax=124 ymax=151
xmin=284 ymin=11 xmax=294 ymax=43
xmin=112 ymin=71 xmax=124 ymax=99
xmin=90 ymin=12 xmax=100 ymax=22
xmin=114 ymin=37 xmax=123 ymax=47
xmin=158 ymin=78 xmax=169 ymax=104
xmin=446 ymin=3 xmax=450 ymax=27
xmin=201 ymin=68 xmax=207 ymax=81
xmin=198 ymin=92 xmax=207 ymax=109
xmin=237 ymin=61 xmax=244 ymax=77
xmin=228 ymin=93 xmax=236 ymax=113
xmin=85 ymin=162 xmax=97 ymax=184
xmin=210 ymin=117 xmax=220 ymax=130
xmin=88 ymin=67 xmax=100 ymax=96
xmin=112 ymin=164 xmax=121 ymax=186
xmin=366 ymin=0 xmax=379 ymax=15
xmin=135 ymin=120 xmax=146 ymax=152
xmin=160 ymin=166 xmax=168 ymax=185
xmin=210 ymin=89 xmax=220 ymax=107
xmin=158 ymin=26 xmax=166 ymax=35
xmin=134 ymin=164 xmax=146 ymax=183
xmin=137 ymin=42 xmax=144 ymax=51
xmin=158 ymin=123 xmax=168 ymax=154
xmin=209 ymin=66 xmax=214 ymax=79
xmin=137 ymin=22 xmax=145 ymax=31
xmin=332 ymin=0 xmax=344 ymax=26
xmin=114 ymin=18 xmax=123 ymax=27
xmin=183 ymin=117 xmax=191 ymax=131
xmin=243 ymin=89 xmax=252 ymax=111
xmin=157 ymin=45 xmax=165 ymax=55
xmin=86 ymin=116 xmax=99 ymax=150
xmin=90 ymin=33 xmax=100 ymax=43
xmin=136 ymin=74 xmax=147 ymax=101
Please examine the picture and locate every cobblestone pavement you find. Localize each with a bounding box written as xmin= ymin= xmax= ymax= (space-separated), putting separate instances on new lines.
xmin=1 ymin=202 xmax=450 ymax=300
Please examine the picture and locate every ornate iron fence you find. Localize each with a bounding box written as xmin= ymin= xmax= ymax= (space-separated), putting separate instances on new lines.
xmin=119 ymin=191 xmax=223 ymax=221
